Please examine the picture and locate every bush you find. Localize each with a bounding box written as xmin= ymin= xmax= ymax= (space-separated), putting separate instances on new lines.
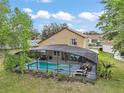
xmin=57 ymin=74 xmax=67 ymax=81
xmin=48 ymin=71 xmax=54 ymax=75
xmin=97 ymin=61 xmax=114 ymax=79
xmin=97 ymin=51 xmax=115 ymax=79
xmin=4 ymin=54 xmax=18 ymax=71
xmin=4 ymin=53 xmax=31 ymax=74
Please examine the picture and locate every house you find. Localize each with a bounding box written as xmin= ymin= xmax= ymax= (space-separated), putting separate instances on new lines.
xmin=87 ymin=35 xmax=103 ymax=48
xmin=28 ymin=28 xmax=98 ymax=80
xmin=38 ymin=27 xmax=88 ymax=48
xmin=87 ymin=35 xmax=103 ymax=44
xmin=102 ymin=41 xmax=124 ymax=61
xmin=102 ymin=41 xmax=114 ymax=53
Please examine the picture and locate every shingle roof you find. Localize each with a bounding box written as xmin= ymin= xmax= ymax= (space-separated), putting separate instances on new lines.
xmin=65 ymin=28 xmax=87 ymax=38
xmin=38 ymin=27 xmax=87 ymax=44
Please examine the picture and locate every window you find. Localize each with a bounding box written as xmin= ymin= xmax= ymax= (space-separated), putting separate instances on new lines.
xmin=70 ymin=38 xmax=77 ymax=45
xmin=54 ymin=51 xmax=60 ymax=56
xmin=54 ymin=51 xmax=56 ymax=55
xmin=49 ymin=56 xmax=52 ymax=59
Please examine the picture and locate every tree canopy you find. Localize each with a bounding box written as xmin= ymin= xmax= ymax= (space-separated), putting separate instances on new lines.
xmin=0 ymin=0 xmax=10 ymax=48
xmin=41 ymin=23 xmax=68 ymax=40
xmin=0 ymin=0 xmax=33 ymax=50
xmin=0 ymin=0 xmax=33 ymax=73
xmin=97 ymin=0 xmax=124 ymax=53
xmin=83 ymin=31 xmax=100 ymax=35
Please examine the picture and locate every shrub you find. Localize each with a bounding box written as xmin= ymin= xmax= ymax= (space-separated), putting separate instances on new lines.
xmin=97 ymin=51 xmax=115 ymax=79
xmin=57 ymin=74 xmax=67 ymax=81
xmin=48 ymin=71 xmax=54 ymax=75
xmin=97 ymin=61 xmax=114 ymax=79
xmin=4 ymin=54 xmax=18 ymax=71
xmin=4 ymin=52 xmax=31 ymax=74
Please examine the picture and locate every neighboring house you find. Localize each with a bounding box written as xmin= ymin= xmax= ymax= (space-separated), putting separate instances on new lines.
xmin=102 ymin=41 xmax=124 ymax=61
xmin=87 ymin=35 xmax=103 ymax=48
xmin=102 ymin=41 xmax=114 ymax=53
xmin=38 ymin=27 xmax=88 ymax=48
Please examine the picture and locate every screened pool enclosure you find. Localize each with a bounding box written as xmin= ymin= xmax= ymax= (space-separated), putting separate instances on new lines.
xmin=27 ymin=44 xmax=98 ymax=80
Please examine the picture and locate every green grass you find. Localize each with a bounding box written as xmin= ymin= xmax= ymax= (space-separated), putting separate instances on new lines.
xmin=0 ymin=52 xmax=124 ymax=93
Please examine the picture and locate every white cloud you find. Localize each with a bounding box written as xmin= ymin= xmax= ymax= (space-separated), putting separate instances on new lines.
xmin=22 ymin=0 xmax=53 ymax=3
xmin=29 ymin=14 xmax=38 ymax=19
xmin=37 ymin=10 xmax=50 ymax=19
xmin=28 ymin=10 xmax=51 ymax=19
xmin=52 ymin=11 xmax=75 ymax=21
xmin=78 ymin=11 xmax=104 ymax=21
xmin=38 ymin=0 xmax=52 ymax=3
xmin=23 ymin=8 xmax=33 ymax=13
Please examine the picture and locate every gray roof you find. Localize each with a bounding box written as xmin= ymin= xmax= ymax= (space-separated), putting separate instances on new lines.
xmin=31 ymin=44 xmax=98 ymax=63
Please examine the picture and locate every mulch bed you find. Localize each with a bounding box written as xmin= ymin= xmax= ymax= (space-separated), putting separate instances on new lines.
xmin=13 ymin=69 xmax=95 ymax=84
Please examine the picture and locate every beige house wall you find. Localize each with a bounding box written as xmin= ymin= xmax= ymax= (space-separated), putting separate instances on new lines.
xmin=38 ymin=29 xmax=88 ymax=48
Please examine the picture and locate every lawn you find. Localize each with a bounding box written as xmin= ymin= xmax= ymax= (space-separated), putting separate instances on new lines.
xmin=0 ymin=52 xmax=124 ymax=93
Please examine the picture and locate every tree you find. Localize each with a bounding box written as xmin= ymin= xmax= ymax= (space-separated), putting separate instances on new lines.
xmin=0 ymin=0 xmax=33 ymax=74
xmin=0 ymin=0 xmax=10 ymax=49
xmin=30 ymin=28 xmax=40 ymax=40
xmin=10 ymin=7 xmax=33 ymax=51
xmin=97 ymin=0 xmax=124 ymax=53
xmin=83 ymin=31 xmax=100 ymax=35
xmin=9 ymin=8 xmax=33 ymax=74
xmin=41 ymin=23 xmax=68 ymax=40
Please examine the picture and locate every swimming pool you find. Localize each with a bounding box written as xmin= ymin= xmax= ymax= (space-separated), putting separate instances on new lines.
xmin=27 ymin=60 xmax=80 ymax=75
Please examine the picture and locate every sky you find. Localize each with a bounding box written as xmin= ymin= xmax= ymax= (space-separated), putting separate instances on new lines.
xmin=9 ymin=0 xmax=104 ymax=32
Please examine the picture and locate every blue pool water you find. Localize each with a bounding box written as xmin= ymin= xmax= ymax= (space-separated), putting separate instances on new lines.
xmin=27 ymin=60 xmax=80 ymax=75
